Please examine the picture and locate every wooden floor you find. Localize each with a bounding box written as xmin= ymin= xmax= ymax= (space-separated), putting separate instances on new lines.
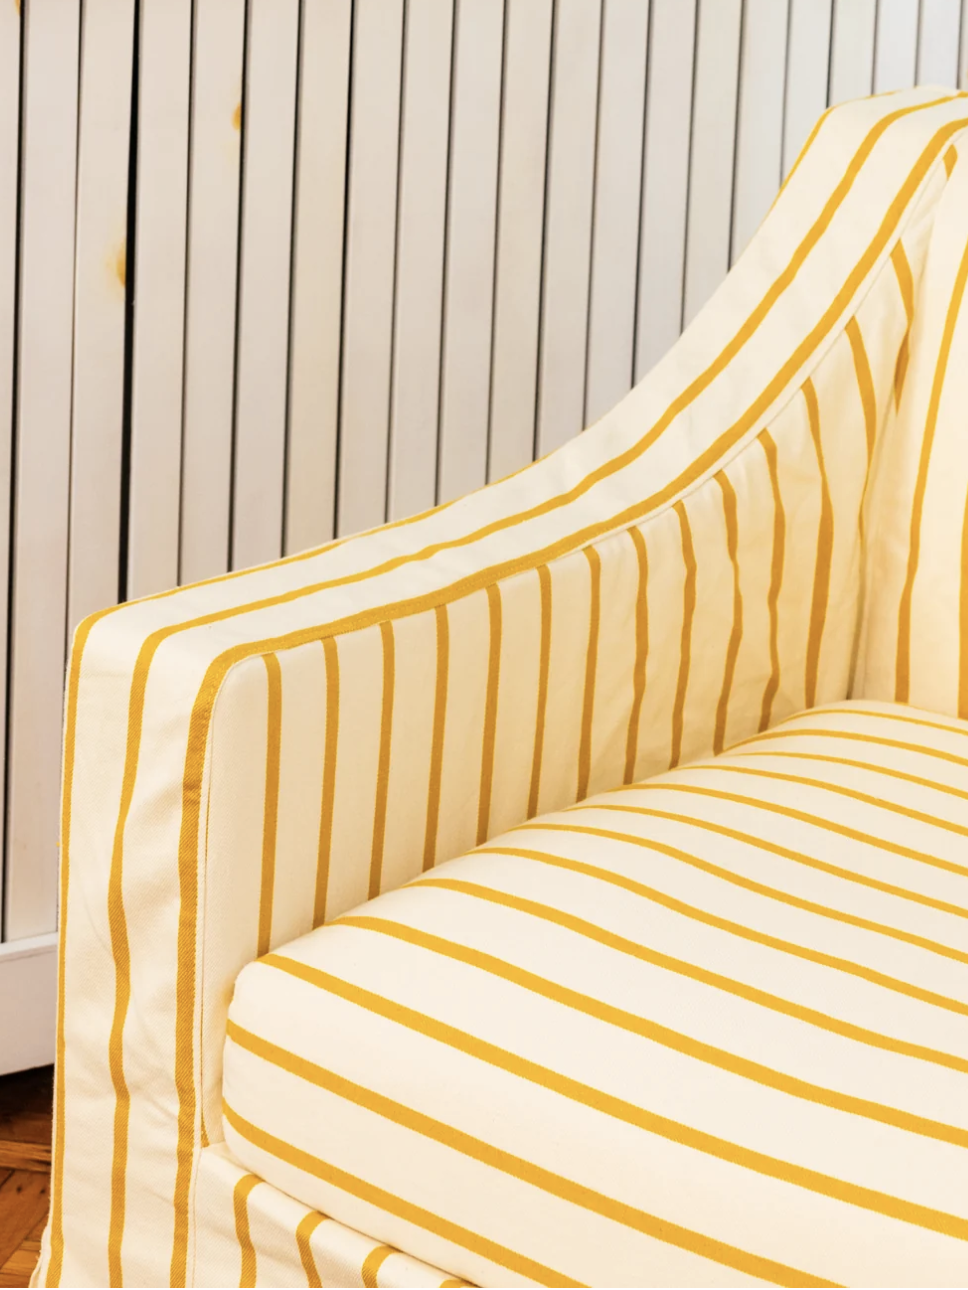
xmin=0 ymin=1067 xmax=51 ymax=1289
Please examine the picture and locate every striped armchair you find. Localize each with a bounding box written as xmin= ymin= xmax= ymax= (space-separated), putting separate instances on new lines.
xmin=36 ymin=88 xmax=968 ymax=1288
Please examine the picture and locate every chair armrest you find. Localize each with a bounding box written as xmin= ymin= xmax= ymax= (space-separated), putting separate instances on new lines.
xmin=43 ymin=87 xmax=968 ymax=1288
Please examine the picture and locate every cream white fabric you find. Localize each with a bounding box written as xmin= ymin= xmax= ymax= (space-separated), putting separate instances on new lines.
xmin=33 ymin=89 xmax=968 ymax=1287
xmin=224 ymin=701 xmax=968 ymax=1288
xmin=858 ymin=137 xmax=968 ymax=717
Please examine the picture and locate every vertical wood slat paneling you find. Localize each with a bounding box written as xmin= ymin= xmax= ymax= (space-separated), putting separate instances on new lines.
xmin=919 ymin=0 xmax=962 ymax=86
xmin=437 ymin=0 xmax=505 ymax=506
xmin=634 ymin=0 xmax=696 ymax=381
xmin=874 ymin=0 xmax=919 ymax=94
xmin=5 ymin=0 xmax=968 ymax=954
xmin=584 ymin=0 xmax=649 ymax=426
xmin=0 ymin=0 xmax=20 ymax=938
xmin=385 ymin=0 xmax=453 ymax=522
xmin=682 ymin=0 xmax=742 ymax=328
xmin=782 ymin=0 xmax=834 ymax=177
xmin=6 ymin=0 xmax=81 ymax=939
xmin=284 ymin=0 xmax=352 ymax=554
xmin=336 ymin=0 xmax=405 ymax=538
xmin=731 ymin=0 xmax=790 ymax=263
xmin=487 ymin=0 xmax=553 ymax=484
xmin=67 ymin=0 xmax=135 ymax=634
xmin=535 ymin=0 xmax=602 ymax=458
xmin=231 ymin=0 xmax=300 ymax=571
xmin=127 ymin=0 xmax=193 ymax=600
xmin=829 ymin=0 xmax=877 ymax=103
xmin=179 ymin=0 xmax=245 ymax=585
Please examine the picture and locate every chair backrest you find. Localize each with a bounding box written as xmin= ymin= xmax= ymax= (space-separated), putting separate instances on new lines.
xmin=855 ymin=143 xmax=968 ymax=720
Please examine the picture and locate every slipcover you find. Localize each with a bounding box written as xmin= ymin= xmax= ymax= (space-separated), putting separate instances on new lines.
xmin=224 ymin=701 xmax=968 ymax=1288
xmin=32 ymin=86 xmax=968 ymax=1287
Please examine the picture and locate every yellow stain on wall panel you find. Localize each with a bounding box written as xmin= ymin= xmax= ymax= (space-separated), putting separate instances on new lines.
xmin=109 ymin=240 xmax=126 ymax=292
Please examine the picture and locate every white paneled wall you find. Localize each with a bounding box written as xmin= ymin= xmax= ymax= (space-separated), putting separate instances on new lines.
xmin=1 ymin=0 xmax=967 ymax=979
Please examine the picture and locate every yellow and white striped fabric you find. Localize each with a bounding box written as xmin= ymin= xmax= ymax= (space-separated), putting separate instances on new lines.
xmin=223 ymin=700 xmax=968 ymax=1288
xmin=190 ymin=1144 xmax=466 ymax=1289
xmin=857 ymin=133 xmax=968 ymax=718
xmin=34 ymin=89 xmax=968 ymax=1287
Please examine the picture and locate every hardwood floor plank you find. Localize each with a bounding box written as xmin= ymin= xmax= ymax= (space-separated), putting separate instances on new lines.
xmin=0 ymin=1068 xmax=52 ymax=1286
xmin=0 ymin=1239 xmax=42 ymax=1290
xmin=0 ymin=1171 xmax=49 ymax=1271
xmin=0 ymin=1238 xmax=43 ymax=1289
xmin=0 ymin=1144 xmax=48 ymax=1173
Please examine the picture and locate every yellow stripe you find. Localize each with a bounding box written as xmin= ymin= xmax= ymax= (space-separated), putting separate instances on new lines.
xmin=603 ymin=774 xmax=968 ymax=884
xmin=295 ymin=1210 xmax=326 ymax=1287
xmin=624 ymin=527 xmax=649 ymax=783
xmin=361 ymin=1244 xmax=395 ymax=1288
xmin=732 ymin=722 xmax=968 ymax=768
xmin=476 ymin=839 xmax=968 ymax=1020
xmin=671 ymin=502 xmax=696 ymax=769
xmin=107 ymin=678 xmax=145 ymax=1284
xmin=892 ymin=241 xmax=916 ymax=409
xmin=314 ymin=638 xmax=340 ymax=927
xmin=731 ymin=746 xmax=968 ymax=805
xmin=759 ymin=430 xmax=785 ymax=732
xmin=46 ymin=607 xmax=104 ymax=1285
xmin=839 ymin=319 xmax=873 ymax=699
xmin=478 ymin=585 xmax=502 ymax=845
xmin=803 ymin=378 xmax=833 ymax=709
xmin=222 ymin=1100 xmax=582 ymax=1287
xmin=258 ymin=654 xmax=282 ymax=958
xmin=892 ymin=240 xmax=916 ymax=322
xmin=114 ymin=105 xmax=967 ymax=1279
xmin=577 ymin=547 xmax=601 ymax=801
xmin=846 ymin=317 xmax=877 ymax=464
xmin=255 ymin=937 xmax=968 ymax=1248
xmin=713 ymin=472 xmax=742 ymax=755
xmin=584 ymin=796 xmax=968 ymax=924
xmin=424 ymin=606 xmax=449 ymax=869
xmin=412 ymin=876 xmax=968 ymax=1147
xmin=528 ymin=565 xmax=552 ymax=818
xmin=961 ymin=490 xmax=968 ymax=720
xmin=369 ymin=623 xmax=396 ymax=900
xmin=780 ymin=702 xmax=968 ymax=740
xmin=518 ymin=816 xmax=968 ymax=965
xmin=698 ymin=760 xmax=968 ymax=854
xmin=896 ymin=216 xmax=968 ymax=702
xmin=226 ymin=1034 xmax=838 ymax=1288
xmin=233 ymin=1173 xmax=260 ymax=1288
xmin=895 ymin=331 xmax=911 ymax=408
xmin=944 ymin=143 xmax=959 ymax=175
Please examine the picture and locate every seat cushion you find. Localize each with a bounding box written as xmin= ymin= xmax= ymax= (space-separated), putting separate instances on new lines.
xmin=222 ymin=700 xmax=968 ymax=1288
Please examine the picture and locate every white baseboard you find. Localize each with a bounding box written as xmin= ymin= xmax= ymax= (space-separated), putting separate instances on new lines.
xmin=0 ymin=932 xmax=57 ymax=1075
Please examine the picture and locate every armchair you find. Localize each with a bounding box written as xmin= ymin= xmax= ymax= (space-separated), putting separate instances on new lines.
xmin=35 ymin=87 xmax=968 ymax=1287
